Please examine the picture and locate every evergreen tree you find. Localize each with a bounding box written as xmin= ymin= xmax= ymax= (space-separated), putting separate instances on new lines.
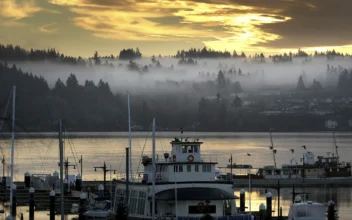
xmin=297 ymin=75 xmax=306 ymax=91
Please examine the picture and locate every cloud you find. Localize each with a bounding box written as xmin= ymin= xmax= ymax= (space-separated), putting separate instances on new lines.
xmin=47 ymin=0 xmax=352 ymax=53
xmin=0 ymin=0 xmax=41 ymax=19
xmin=39 ymin=22 xmax=59 ymax=34
xmin=49 ymin=0 xmax=290 ymax=53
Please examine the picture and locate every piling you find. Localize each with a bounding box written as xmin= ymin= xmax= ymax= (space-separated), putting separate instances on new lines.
xmin=50 ymin=190 xmax=56 ymax=220
xmin=63 ymin=179 xmax=68 ymax=195
xmin=259 ymin=203 xmax=266 ymax=220
xmin=20 ymin=213 xmax=23 ymax=220
xmin=240 ymin=188 xmax=245 ymax=212
xmin=29 ymin=187 xmax=35 ymax=220
xmin=266 ymin=192 xmax=272 ymax=220
xmin=76 ymin=174 xmax=82 ymax=191
xmin=11 ymin=183 xmax=16 ymax=218
xmin=328 ymin=200 xmax=336 ymax=220
xmin=24 ymin=171 xmax=30 ymax=188
xmin=98 ymin=184 xmax=104 ymax=198
xmin=79 ymin=193 xmax=87 ymax=220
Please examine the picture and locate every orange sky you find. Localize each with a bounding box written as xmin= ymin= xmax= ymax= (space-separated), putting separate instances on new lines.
xmin=1 ymin=0 xmax=352 ymax=57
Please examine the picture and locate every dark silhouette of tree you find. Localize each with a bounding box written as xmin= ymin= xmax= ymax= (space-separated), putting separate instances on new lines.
xmin=233 ymin=81 xmax=243 ymax=93
xmin=119 ymin=48 xmax=142 ymax=60
xmin=311 ymin=79 xmax=322 ymax=91
xmin=175 ymin=47 xmax=232 ymax=58
xmin=232 ymin=95 xmax=242 ymax=108
xmin=0 ymin=44 xmax=86 ymax=65
xmin=93 ymin=51 xmax=101 ymax=65
xmin=297 ymin=75 xmax=306 ymax=91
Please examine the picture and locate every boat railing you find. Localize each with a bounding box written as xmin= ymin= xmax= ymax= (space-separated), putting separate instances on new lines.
xmin=176 ymin=215 xmax=253 ymax=220
xmin=144 ymin=153 xmax=218 ymax=163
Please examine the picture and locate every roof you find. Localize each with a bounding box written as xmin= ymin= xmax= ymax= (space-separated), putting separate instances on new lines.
xmin=155 ymin=187 xmax=238 ymax=201
xmin=170 ymin=141 xmax=203 ymax=145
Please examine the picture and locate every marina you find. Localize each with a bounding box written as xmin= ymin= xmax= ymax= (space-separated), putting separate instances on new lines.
xmin=0 ymin=129 xmax=351 ymax=219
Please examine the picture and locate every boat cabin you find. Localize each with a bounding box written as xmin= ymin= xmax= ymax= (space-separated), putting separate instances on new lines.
xmin=142 ymin=138 xmax=217 ymax=183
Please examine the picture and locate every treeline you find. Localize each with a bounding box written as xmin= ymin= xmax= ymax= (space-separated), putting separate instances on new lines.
xmin=0 ymin=44 xmax=86 ymax=65
xmin=175 ymin=47 xmax=246 ymax=59
xmin=0 ymin=62 xmax=122 ymax=131
xmin=1 ymin=62 xmax=351 ymax=132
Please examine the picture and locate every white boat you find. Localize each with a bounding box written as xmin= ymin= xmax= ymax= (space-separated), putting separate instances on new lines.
xmin=288 ymin=201 xmax=326 ymax=220
xmin=114 ymin=118 xmax=252 ymax=219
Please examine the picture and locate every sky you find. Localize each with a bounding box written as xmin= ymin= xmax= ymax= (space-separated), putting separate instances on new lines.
xmin=1 ymin=0 xmax=352 ymax=57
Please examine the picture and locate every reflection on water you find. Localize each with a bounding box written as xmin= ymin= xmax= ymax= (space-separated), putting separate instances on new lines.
xmin=0 ymin=206 xmax=75 ymax=219
xmin=234 ymin=187 xmax=352 ymax=220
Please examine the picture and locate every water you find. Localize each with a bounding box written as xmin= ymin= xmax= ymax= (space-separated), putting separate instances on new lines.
xmin=0 ymin=132 xmax=351 ymax=219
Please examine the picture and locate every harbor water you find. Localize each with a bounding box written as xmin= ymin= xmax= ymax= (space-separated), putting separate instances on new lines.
xmin=0 ymin=132 xmax=351 ymax=219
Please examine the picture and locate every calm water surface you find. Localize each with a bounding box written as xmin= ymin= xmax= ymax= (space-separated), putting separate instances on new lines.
xmin=0 ymin=132 xmax=351 ymax=219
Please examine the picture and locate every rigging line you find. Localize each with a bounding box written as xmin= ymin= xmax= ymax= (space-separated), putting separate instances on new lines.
xmin=134 ymin=120 xmax=152 ymax=183
xmin=0 ymin=88 xmax=13 ymax=132
xmin=39 ymin=139 xmax=55 ymax=173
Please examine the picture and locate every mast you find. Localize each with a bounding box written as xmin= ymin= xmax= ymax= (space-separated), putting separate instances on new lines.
xmin=151 ymin=118 xmax=156 ymax=220
xmin=270 ymin=129 xmax=277 ymax=168
xmin=59 ymin=120 xmax=64 ymax=220
xmin=128 ymin=93 xmax=132 ymax=180
xmin=9 ymin=86 xmax=16 ymax=218
xmin=332 ymin=131 xmax=339 ymax=164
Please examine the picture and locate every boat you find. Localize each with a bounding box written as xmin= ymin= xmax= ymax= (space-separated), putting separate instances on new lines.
xmin=288 ymin=196 xmax=326 ymax=220
xmin=114 ymin=118 xmax=252 ymax=219
xmin=257 ymin=151 xmax=351 ymax=179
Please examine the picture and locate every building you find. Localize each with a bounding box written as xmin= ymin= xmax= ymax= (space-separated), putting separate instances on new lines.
xmin=325 ymin=120 xmax=337 ymax=129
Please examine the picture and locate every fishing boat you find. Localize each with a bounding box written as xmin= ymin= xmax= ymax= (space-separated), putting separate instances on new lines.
xmin=114 ymin=118 xmax=252 ymax=220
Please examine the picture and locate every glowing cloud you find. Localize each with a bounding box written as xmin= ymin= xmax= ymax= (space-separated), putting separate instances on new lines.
xmin=0 ymin=0 xmax=41 ymax=20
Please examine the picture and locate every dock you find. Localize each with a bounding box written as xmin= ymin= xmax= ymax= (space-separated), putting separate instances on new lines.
xmin=233 ymin=178 xmax=352 ymax=188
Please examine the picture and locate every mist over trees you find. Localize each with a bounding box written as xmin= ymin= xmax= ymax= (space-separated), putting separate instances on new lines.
xmin=1 ymin=44 xmax=352 ymax=132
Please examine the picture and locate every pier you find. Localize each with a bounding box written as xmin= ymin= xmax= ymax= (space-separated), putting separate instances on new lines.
xmin=233 ymin=178 xmax=352 ymax=188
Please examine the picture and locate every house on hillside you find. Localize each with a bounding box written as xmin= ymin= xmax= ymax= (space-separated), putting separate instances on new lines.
xmin=325 ymin=119 xmax=337 ymax=129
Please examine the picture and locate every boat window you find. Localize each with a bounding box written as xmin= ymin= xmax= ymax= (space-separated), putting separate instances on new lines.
xmin=202 ymin=164 xmax=211 ymax=172
xmin=266 ymin=170 xmax=272 ymax=175
xmin=274 ymin=170 xmax=281 ymax=175
xmin=188 ymin=146 xmax=193 ymax=153
xmin=187 ymin=165 xmax=191 ymax=172
xmin=195 ymin=165 xmax=199 ymax=172
xmin=179 ymin=165 xmax=183 ymax=172
xmin=182 ymin=146 xmax=187 ymax=153
xmin=194 ymin=145 xmax=199 ymax=153
xmin=174 ymin=165 xmax=178 ymax=172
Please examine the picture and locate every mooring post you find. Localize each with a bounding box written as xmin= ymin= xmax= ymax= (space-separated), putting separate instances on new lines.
xmin=63 ymin=179 xmax=68 ymax=196
xmin=24 ymin=171 xmax=30 ymax=188
xmin=328 ymin=200 xmax=336 ymax=220
xmin=78 ymin=193 xmax=86 ymax=220
xmin=259 ymin=203 xmax=266 ymax=220
xmin=29 ymin=187 xmax=35 ymax=220
xmin=12 ymin=183 xmax=16 ymax=218
xmin=50 ymin=190 xmax=56 ymax=220
xmin=266 ymin=192 xmax=272 ymax=220
xmin=240 ymin=188 xmax=245 ymax=212
xmin=20 ymin=213 xmax=23 ymax=220
xmin=76 ymin=174 xmax=82 ymax=191
xmin=98 ymin=184 xmax=104 ymax=198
